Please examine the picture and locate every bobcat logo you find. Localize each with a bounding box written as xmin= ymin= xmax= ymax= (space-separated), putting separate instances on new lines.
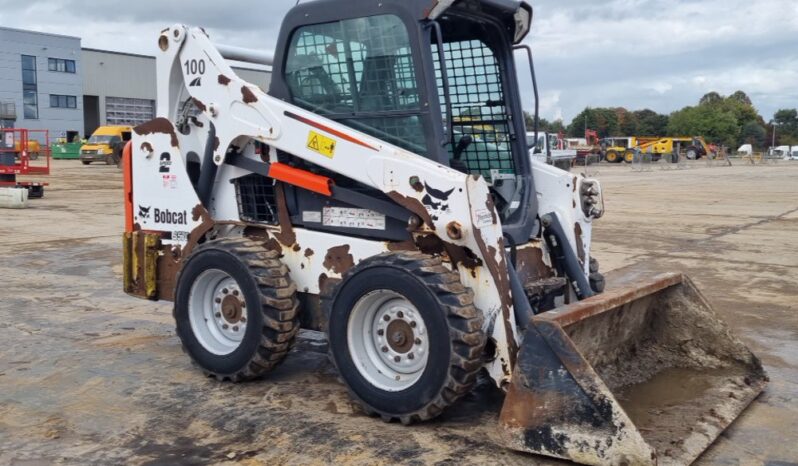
xmin=138 ymin=205 xmax=151 ymax=219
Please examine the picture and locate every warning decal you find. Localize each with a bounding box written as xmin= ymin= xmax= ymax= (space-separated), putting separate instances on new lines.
xmin=306 ymin=131 xmax=336 ymax=158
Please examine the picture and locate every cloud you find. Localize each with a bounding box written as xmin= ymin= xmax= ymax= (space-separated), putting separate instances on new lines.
xmin=2 ymin=0 xmax=796 ymax=122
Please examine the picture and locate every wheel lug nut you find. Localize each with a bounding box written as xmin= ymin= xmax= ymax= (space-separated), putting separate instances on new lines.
xmin=222 ymin=288 xmax=229 ymax=294
xmin=215 ymin=297 xmax=222 ymax=304
xmin=381 ymin=346 xmax=389 ymax=353
xmin=410 ymin=321 xmax=416 ymax=328
xmin=383 ymin=315 xmax=390 ymax=322
xmin=241 ymin=317 xmax=247 ymax=323
xmin=408 ymin=353 xmax=415 ymax=360
xmin=215 ymin=312 xmax=221 ymax=318
xmin=397 ymin=311 xmax=404 ymax=318
xmin=394 ymin=356 xmax=401 ymax=362
xmin=233 ymin=326 xmax=239 ymax=332
xmin=233 ymin=290 xmax=239 ymax=296
xmin=415 ymin=338 xmax=422 ymax=345
xmin=377 ymin=329 xmax=384 ymax=336
xmin=223 ymin=324 xmax=229 ymax=330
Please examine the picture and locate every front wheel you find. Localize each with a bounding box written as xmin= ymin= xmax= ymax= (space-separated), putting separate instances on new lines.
xmin=326 ymin=252 xmax=485 ymax=424
xmin=81 ymin=160 xmax=91 ymax=165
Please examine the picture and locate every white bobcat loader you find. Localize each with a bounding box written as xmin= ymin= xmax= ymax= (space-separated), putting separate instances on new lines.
xmin=122 ymin=1 xmax=766 ymax=464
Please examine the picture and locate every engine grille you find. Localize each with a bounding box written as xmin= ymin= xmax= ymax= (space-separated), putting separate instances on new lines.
xmin=235 ymin=174 xmax=278 ymax=224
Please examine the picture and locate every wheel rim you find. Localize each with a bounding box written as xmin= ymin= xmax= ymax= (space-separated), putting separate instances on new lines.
xmin=188 ymin=269 xmax=248 ymax=355
xmin=347 ymin=290 xmax=430 ymax=392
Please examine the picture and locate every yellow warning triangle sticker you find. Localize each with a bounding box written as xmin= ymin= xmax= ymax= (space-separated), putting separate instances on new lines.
xmin=308 ymin=135 xmax=320 ymax=151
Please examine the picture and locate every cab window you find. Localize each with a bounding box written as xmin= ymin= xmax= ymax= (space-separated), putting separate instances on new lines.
xmin=285 ymin=15 xmax=425 ymax=153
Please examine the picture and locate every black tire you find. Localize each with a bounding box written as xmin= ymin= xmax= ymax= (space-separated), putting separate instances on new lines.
xmin=81 ymin=161 xmax=91 ymax=165
xmin=325 ymin=252 xmax=485 ymax=425
xmin=29 ymin=152 xmax=39 ymax=161
xmin=605 ymin=150 xmax=620 ymax=163
xmin=27 ymin=186 xmax=44 ymax=199
xmin=174 ymin=238 xmax=299 ymax=382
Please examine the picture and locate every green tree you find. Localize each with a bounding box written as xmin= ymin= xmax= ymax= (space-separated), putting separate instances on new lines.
xmin=729 ymin=90 xmax=753 ymax=106
xmin=668 ymin=105 xmax=739 ymax=147
xmin=567 ymin=107 xmax=622 ymax=138
xmin=633 ymin=109 xmax=669 ymax=136
xmin=523 ymin=112 xmax=566 ymax=134
xmin=773 ymin=109 xmax=798 ymax=145
xmin=699 ymin=92 xmax=723 ymax=106
xmin=741 ymin=121 xmax=767 ymax=147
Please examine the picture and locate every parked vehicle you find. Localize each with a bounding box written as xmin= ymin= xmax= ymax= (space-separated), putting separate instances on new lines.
xmin=527 ymin=132 xmax=576 ymax=171
xmin=770 ymin=145 xmax=798 ymax=160
xmin=602 ymin=137 xmax=634 ymax=163
xmin=80 ymin=126 xmax=132 ymax=165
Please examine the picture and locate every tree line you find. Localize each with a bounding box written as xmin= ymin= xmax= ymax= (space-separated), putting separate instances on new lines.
xmin=525 ymin=91 xmax=798 ymax=149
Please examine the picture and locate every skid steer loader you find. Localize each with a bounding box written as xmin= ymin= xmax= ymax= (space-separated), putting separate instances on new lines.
xmin=121 ymin=1 xmax=766 ymax=464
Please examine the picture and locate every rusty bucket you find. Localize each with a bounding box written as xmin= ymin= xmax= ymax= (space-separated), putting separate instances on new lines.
xmin=499 ymin=272 xmax=767 ymax=465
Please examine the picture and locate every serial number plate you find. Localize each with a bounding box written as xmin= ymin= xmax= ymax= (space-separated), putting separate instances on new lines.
xmin=323 ymin=207 xmax=386 ymax=230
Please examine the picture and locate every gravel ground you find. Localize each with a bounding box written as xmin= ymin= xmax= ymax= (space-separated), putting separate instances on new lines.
xmin=1 ymin=159 xmax=796 ymax=465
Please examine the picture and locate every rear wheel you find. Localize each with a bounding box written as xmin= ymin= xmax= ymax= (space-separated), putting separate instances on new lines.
xmin=686 ymin=147 xmax=698 ymax=160
xmin=326 ymin=252 xmax=485 ymax=424
xmin=605 ymin=151 xmax=620 ymax=163
xmin=624 ymin=151 xmax=635 ymax=163
xmin=174 ymin=238 xmax=299 ymax=381
xmin=29 ymin=152 xmax=39 ymax=161
xmin=81 ymin=161 xmax=91 ymax=165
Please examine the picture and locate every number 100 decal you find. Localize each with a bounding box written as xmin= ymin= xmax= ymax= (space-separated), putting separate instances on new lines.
xmin=184 ymin=59 xmax=206 ymax=76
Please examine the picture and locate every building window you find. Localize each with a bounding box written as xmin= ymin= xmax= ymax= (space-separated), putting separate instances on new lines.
xmin=48 ymin=58 xmax=76 ymax=73
xmin=22 ymin=55 xmax=38 ymax=119
xmin=50 ymin=94 xmax=77 ymax=109
xmin=105 ymin=97 xmax=155 ymax=126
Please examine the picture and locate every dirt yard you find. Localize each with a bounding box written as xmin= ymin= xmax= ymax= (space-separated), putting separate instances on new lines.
xmin=1 ymin=159 xmax=796 ymax=465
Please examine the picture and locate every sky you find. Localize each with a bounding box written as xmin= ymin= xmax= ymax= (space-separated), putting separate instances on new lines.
xmin=3 ymin=0 xmax=797 ymax=123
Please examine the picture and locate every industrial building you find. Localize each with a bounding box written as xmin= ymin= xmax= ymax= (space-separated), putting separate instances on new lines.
xmin=0 ymin=26 xmax=271 ymax=139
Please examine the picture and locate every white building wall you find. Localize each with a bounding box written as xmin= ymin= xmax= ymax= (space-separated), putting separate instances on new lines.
xmin=82 ymin=48 xmax=271 ymax=132
xmin=0 ymin=27 xmax=84 ymax=139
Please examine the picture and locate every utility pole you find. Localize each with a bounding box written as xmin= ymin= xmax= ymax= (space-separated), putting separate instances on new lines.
xmin=771 ymin=121 xmax=777 ymax=149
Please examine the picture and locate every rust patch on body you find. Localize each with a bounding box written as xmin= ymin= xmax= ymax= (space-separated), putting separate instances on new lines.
xmin=472 ymin=222 xmax=517 ymax=367
xmin=574 ymin=223 xmax=585 ymax=265
xmin=140 ymin=142 xmax=153 ymax=153
xmin=410 ymin=177 xmax=424 ymax=193
xmin=134 ymin=118 xmax=179 ymax=148
xmin=241 ymin=86 xmax=258 ymax=104
xmin=486 ymin=196 xmax=498 ymax=225
xmin=387 ymin=191 xmax=434 ymax=230
xmin=387 ymin=240 xmax=416 ymax=252
xmin=318 ymin=273 xmax=341 ymax=297
xmin=186 ymin=205 xmax=215 ymax=257
xmin=218 ymin=74 xmax=231 ymax=85
xmin=272 ymin=184 xmax=296 ymax=247
xmin=515 ymin=246 xmax=554 ymax=284
xmin=304 ymin=248 xmax=314 ymax=258
xmin=323 ymin=245 xmax=355 ymax=275
xmin=192 ymin=98 xmax=207 ymax=113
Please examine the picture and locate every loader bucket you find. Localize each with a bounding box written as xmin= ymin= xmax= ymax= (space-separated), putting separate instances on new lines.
xmin=499 ymin=272 xmax=767 ymax=466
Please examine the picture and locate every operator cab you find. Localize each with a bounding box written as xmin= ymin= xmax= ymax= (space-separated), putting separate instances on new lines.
xmin=270 ymin=0 xmax=537 ymax=242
